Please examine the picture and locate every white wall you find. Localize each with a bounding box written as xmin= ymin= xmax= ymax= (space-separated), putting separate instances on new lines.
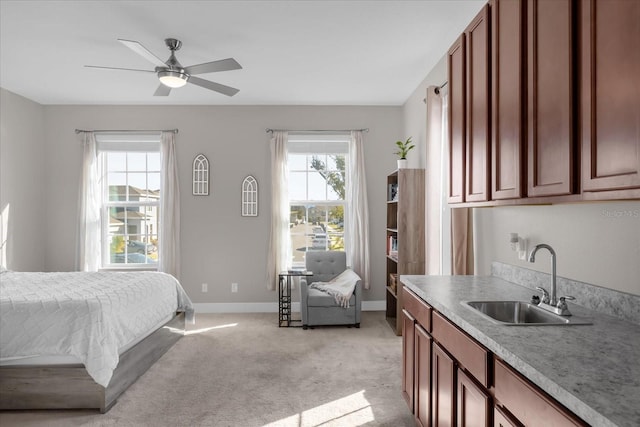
xmin=474 ymin=202 xmax=640 ymax=296
xmin=41 ymin=104 xmax=402 ymax=304
xmin=0 ymin=88 xmax=45 ymax=271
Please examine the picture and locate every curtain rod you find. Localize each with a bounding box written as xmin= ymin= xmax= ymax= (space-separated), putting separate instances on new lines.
xmin=265 ymin=128 xmax=369 ymax=134
xmin=75 ymin=129 xmax=178 ymax=134
xmin=423 ymin=81 xmax=448 ymax=103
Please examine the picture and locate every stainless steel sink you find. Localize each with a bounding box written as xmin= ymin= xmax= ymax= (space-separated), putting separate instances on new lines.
xmin=463 ymin=301 xmax=592 ymax=326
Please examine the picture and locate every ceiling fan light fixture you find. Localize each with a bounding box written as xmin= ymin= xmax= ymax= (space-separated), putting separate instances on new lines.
xmin=158 ymin=70 xmax=188 ymax=88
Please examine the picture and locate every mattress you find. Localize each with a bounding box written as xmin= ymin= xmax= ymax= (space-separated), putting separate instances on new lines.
xmin=0 ymin=270 xmax=194 ymax=387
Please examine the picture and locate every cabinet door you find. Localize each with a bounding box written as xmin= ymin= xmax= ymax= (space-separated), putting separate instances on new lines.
xmin=402 ymin=309 xmax=415 ymax=409
xmin=491 ymin=0 xmax=525 ymax=200
xmin=415 ymin=324 xmax=432 ymax=427
xmin=465 ymin=4 xmax=491 ymax=202
xmin=580 ymin=0 xmax=640 ymax=193
xmin=448 ymin=33 xmax=466 ymax=203
xmin=494 ymin=406 xmax=521 ymax=427
xmin=527 ymin=0 xmax=576 ymax=197
xmin=433 ymin=342 xmax=456 ymax=427
xmin=457 ymin=369 xmax=491 ymax=427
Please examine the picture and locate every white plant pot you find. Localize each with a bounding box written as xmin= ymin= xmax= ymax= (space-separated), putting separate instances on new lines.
xmin=397 ymin=159 xmax=408 ymax=169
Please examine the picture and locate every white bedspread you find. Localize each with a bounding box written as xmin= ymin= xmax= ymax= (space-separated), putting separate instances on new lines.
xmin=0 ymin=271 xmax=193 ymax=387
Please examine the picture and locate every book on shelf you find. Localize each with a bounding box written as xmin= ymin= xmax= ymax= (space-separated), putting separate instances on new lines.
xmin=388 ymin=183 xmax=398 ymax=201
xmin=387 ymin=235 xmax=398 ymax=258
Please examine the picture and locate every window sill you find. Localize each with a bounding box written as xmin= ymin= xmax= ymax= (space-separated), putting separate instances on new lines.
xmin=99 ymin=266 xmax=158 ymax=272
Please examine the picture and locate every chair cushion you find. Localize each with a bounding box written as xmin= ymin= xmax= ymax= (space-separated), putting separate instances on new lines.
xmin=307 ymin=288 xmax=356 ymax=307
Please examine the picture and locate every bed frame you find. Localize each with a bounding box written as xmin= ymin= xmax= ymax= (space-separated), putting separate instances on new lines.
xmin=0 ymin=312 xmax=185 ymax=413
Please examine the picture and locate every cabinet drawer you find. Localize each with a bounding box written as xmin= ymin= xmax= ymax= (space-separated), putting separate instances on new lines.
xmin=432 ymin=311 xmax=489 ymax=387
xmin=402 ymin=287 xmax=432 ymax=331
xmin=494 ymin=358 xmax=586 ymax=427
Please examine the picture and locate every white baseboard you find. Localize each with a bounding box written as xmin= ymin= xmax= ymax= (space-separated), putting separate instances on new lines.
xmin=193 ymin=300 xmax=385 ymax=314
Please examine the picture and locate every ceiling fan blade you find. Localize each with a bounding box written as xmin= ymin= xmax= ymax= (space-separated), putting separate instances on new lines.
xmin=154 ymin=84 xmax=172 ymax=96
xmin=118 ymin=39 xmax=167 ymax=68
xmin=84 ymin=65 xmax=156 ymax=73
xmin=189 ymin=76 xmax=239 ymax=97
xmin=184 ymin=58 xmax=242 ymax=75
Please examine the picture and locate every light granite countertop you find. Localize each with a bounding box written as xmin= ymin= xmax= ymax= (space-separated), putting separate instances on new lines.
xmin=401 ymin=275 xmax=640 ymax=427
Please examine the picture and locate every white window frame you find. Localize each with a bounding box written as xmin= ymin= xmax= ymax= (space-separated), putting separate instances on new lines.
xmin=287 ymin=134 xmax=350 ymax=268
xmin=97 ymin=133 xmax=161 ymax=270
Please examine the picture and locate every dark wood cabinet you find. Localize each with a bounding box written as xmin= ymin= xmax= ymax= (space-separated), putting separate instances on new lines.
xmin=414 ymin=324 xmax=432 ymax=427
xmin=491 ymin=0 xmax=526 ymax=200
xmin=448 ymin=0 xmax=638 ymax=206
xmin=401 ymin=309 xmax=415 ymax=409
xmin=494 ymin=358 xmax=587 ymax=426
xmin=448 ymin=4 xmax=491 ymax=204
xmin=458 ymin=368 xmax=491 ymax=427
xmin=448 ymin=34 xmax=467 ymax=203
xmin=465 ymin=4 xmax=491 ymax=202
xmin=402 ymin=287 xmax=589 ymax=427
xmin=527 ymin=0 xmax=576 ymax=197
xmin=494 ymin=406 xmax=521 ymax=427
xmin=432 ymin=342 xmax=456 ymax=427
xmin=580 ymin=0 xmax=640 ymax=197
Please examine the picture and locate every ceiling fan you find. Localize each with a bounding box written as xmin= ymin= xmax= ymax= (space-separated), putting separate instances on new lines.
xmin=85 ymin=38 xmax=241 ymax=97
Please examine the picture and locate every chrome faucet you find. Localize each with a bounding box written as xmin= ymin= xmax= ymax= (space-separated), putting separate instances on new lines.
xmin=529 ymin=244 xmax=557 ymax=306
xmin=528 ymin=243 xmax=574 ymax=316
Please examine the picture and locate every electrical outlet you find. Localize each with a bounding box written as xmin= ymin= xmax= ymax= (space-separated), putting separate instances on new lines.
xmin=231 ymin=282 xmax=238 ymax=293
xmin=202 ymin=283 xmax=208 ymax=293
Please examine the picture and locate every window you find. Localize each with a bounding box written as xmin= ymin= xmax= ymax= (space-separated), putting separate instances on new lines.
xmin=288 ymin=135 xmax=348 ymax=268
xmin=98 ymin=134 xmax=160 ymax=268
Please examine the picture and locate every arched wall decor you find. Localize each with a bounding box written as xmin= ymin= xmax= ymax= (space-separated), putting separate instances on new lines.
xmin=242 ymin=175 xmax=258 ymax=216
xmin=192 ymin=154 xmax=209 ymax=196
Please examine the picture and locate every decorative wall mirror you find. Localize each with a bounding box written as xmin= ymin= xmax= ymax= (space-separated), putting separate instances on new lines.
xmin=192 ymin=154 xmax=209 ymax=196
xmin=242 ymin=175 xmax=258 ymax=216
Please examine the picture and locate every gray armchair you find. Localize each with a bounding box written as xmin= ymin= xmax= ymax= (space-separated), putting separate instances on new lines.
xmin=299 ymin=251 xmax=362 ymax=329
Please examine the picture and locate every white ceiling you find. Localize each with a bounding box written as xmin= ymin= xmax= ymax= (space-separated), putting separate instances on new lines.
xmin=0 ymin=0 xmax=484 ymax=106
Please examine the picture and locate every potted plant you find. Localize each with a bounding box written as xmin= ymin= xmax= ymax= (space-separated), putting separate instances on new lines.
xmin=394 ymin=137 xmax=415 ymax=169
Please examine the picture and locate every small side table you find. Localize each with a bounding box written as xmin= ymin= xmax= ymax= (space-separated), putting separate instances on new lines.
xmin=278 ymin=270 xmax=313 ymax=327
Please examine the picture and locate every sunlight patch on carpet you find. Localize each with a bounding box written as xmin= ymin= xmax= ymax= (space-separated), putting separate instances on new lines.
xmin=262 ymin=390 xmax=374 ymax=427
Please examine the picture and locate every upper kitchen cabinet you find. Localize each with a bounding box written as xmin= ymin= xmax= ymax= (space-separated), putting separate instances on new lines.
xmin=448 ymin=34 xmax=466 ymax=203
xmin=580 ymin=0 xmax=640 ymax=198
xmin=448 ymin=4 xmax=491 ymax=203
xmin=527 ymin=0 xmax=576 ymax=197
xmin=491 ymin=0 xmax=526 ymax=200
xmin=465 ymin=4 xmax=491 ymax=202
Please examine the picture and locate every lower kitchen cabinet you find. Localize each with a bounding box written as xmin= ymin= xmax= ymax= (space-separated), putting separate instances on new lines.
xmin=432 ymin=342 xmax=457 ymax=426
xmin=458 ymin=369 xmax=491 ymax=427
xmin=402 ymin=286 xmax=590 ymax=427
xmin=414 ymin=324 xmax=432 ymax=427
xmin=402 ymin=309 xmax=415 ymax=409
xmin=494 ymin=359 xmax=587 ymax=427
xmin=494 ymin=406 xmax=521 ymax=427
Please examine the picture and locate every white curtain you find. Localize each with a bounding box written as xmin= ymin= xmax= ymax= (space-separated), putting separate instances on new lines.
xmin=76 ymin=131 xmax=101 ymax=271
xmin=425 ymin=86 xmax=444 ymax=275
xmin=159 ymin=131 xmax=181 ymax=278
xmin=266 ymin=131 xmax=290 ymax=290
xmin=346 ymin=130 xmax=370 ymax=289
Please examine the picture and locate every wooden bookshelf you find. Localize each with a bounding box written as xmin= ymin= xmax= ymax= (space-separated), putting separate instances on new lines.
xmin=385 ymin=169 xmax=425 ymax=335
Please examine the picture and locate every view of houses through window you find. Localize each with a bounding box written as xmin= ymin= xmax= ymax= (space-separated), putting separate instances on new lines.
xmin=103 ymin=151 xmax=160 ymax=267
xmin=288 ymin=136 xmax=348 ymax=268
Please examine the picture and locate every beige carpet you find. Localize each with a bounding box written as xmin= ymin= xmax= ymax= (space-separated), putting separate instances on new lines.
xmin=0 ymin=312 xmax=414 ymax=427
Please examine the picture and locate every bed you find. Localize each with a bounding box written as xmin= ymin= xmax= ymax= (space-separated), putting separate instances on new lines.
xmin=0 ymin=269 xmax=194 ymax=413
